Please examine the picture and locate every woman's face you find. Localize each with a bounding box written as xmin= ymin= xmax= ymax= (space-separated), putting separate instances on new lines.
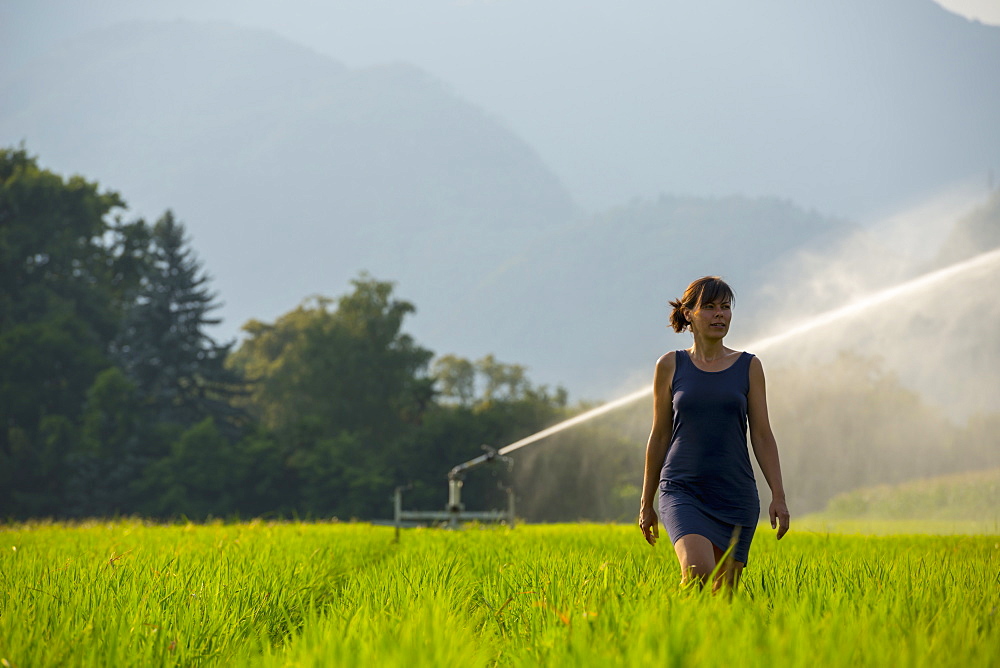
xmin=686 ymin=298 xmax=732 ymax=339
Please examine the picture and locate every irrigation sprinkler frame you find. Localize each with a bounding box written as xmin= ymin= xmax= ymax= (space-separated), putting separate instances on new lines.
xmin=393 ymin=445 xmax=516 ymax=532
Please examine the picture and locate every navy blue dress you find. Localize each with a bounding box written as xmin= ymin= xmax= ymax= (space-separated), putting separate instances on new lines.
xmin=658 ymin=350 xmax=759 ymax=563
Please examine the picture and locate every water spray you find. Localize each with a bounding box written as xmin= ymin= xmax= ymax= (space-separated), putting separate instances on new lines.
xmin=393 ymin=246 xmax=1000 ymax=529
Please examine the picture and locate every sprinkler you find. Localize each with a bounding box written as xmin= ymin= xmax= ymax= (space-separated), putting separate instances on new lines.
xmin=394 ymin=445 xmax=516 ymax=531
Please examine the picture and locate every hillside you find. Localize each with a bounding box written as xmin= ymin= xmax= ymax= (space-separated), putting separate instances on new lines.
xmin=817 ymin=468 xmax=1000 ymax=521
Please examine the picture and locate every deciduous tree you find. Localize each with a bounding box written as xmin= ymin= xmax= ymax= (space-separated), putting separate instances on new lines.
xmin=228 ymin=275 xmax=434 ymax=517
xmin=0 ymin=147 xmax=127 ymax=515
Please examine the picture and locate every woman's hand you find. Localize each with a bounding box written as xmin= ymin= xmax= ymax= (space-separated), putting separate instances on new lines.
xmin=769 ymin=497 xmax=790 ymax=539
xmin=639 ymin=506 xmax=659 ymax=546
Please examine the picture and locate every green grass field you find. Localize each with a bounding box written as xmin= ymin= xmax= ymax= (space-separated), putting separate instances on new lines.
xmin=1 ymin=520 xmax=997 ymax=667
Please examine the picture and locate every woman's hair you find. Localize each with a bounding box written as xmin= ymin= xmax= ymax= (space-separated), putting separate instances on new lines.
xmin=669 ymin=276 xmax=735 ymax=333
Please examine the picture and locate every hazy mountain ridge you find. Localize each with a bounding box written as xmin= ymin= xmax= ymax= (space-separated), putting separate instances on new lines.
xmin=2 ymin=1 xmax=998 ymax=217
xmin=1 ymin=17 xmax=995 ymax=400
xmin=0 ymin=21 xmax=579 ymax=372
xmin=437 ymin=195 xmax=859 ymax=398
xmin=1 ymin=20 xmax=574 ymax=229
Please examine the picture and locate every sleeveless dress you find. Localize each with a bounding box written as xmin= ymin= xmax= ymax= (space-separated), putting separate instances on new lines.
xmin=657 ymin=349 xmax=759 ymax=564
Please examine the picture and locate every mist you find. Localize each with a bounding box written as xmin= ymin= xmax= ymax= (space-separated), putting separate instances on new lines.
xmin=511 ymin=190 xmax=1000 ymax=520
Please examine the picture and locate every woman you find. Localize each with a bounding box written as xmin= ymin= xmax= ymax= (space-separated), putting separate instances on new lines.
xmin=638 ymin=276 xmax=789 ymax=590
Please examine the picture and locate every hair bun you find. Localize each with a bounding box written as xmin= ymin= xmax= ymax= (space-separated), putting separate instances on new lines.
xmin=668 ymin=298 xmax=689 ymax=333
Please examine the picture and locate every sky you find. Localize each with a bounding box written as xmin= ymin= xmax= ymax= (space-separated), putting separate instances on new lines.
xmin=2 ymin=0 xmax=998 ymax=221
xmin=933 ymin=0 xmax=1000 ymax=24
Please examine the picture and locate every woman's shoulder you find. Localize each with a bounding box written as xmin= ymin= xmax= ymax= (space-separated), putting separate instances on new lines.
xmin=654 ymin=351 xmax=679 ymax=390
xmin=655 ymin=350 xmax=683 ymax=376
xmin=740 ymin=352 xmax=766 ymax=381
xmin=656 ymin=350 xmax=681 ymax=366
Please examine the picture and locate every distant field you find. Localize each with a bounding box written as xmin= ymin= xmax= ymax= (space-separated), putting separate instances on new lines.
xmin=803 ymin=467 xmax=1000 ymax=533
xmin=1 ymin=521 xmax=997 ymax=667
xmin=793 ymin=517 xmax=1000 ymax=535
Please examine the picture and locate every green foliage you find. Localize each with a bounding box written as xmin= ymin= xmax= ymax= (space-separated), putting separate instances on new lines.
xmin=0 ymin=147 xmax=127 ymax=515
xmin=113 ymin=211 xmax=246 ymax=437
xmin=228 ymin=276 xmax=436 ymax=517
xmin=0 ymin=146 xmax=576 ymax=521
xmin=287 ymin=431 xmax=380 ymax=518
xmin=398 ymin=353 xmax=570 ymax=513
xmin=432 ymin=354 xmax=477 ymax=406
xmin=79 ymin=367 xmax=141 ymax=458
xmin=225 ymin=429 xmax=292 ymax=518
xmin=142 ymin=418 xmax=239 ymax=518
xmin=0 ymin=148 xmax=255 ymax=519
xmin=65 ymin=367 xmax=145 ymax=517
xmin=226 ymin=281 xmax=577 ymax=519
xmin=230 ymin=277 xmax=433 ymax=441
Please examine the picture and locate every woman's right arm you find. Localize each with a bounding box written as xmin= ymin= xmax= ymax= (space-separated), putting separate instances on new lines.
xmin=639 ymin=352 xmax=675 ymax=546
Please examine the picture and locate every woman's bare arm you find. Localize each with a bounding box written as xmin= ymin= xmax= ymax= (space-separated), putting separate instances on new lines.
xmin=639 ymin=352 xmax=675 ymax=545
xmin=747 ymin=355 xmax=790 ymax=539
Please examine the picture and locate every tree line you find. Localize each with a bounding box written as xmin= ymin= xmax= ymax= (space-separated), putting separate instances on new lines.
xmin=1 ymin=147 xmax=644 ymax=521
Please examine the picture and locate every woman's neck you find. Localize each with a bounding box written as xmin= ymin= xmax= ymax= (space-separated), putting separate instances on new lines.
xmin=688 ymin=337 xmax=729 ymax=362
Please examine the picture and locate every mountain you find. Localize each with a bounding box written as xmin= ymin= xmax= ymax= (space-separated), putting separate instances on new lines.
xmin=2 ymin=18 xmax=988 ymax=401
xmin=435 ymin=195 xmax=858 ymax=398
xmin=0 ymin=20 xmax=576 ymax=359
xmin=4 ymin=0 xmax=996 ymax=217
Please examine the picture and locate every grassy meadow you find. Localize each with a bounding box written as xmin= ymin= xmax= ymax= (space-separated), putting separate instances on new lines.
xmin=1 ymin=520 xmax=997 ymax=667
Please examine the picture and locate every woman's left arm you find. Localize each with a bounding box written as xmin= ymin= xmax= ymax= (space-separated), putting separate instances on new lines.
xmin=748 ymin=356 xmax=790 ymax=539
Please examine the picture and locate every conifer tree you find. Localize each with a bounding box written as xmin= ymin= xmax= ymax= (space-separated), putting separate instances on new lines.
xmin=113 ymin=211 xmax=246 ymax=441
